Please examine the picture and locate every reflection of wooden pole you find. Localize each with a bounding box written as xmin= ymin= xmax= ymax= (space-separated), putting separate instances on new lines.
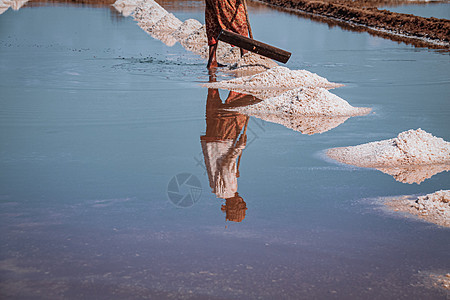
xmin=236 ymin=117 xmax=249 ymax=178
xmin=242 ymin=0 xmax=253 ymax=39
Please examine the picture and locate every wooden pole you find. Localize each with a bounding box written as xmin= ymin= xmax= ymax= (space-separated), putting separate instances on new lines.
xmin=218 ymin=29 xmax=291 ymax=64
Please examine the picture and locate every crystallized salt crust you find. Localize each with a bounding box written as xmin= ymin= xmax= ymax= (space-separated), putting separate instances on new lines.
xmin=171 ymin=19 xmax=202 ymax=41
xmin=328 ymin=129 xmax=450 ymax=168
xmin=231 ymin=87 xmax=371 ymax=117
xmin=225 ymin=53 xmax=279 ymax=76
xmin=385 ymin=190 xmax=450 ymax=227
xmin=205 ymin=66 xmax=342 ymax=91
xmin=0 ymin=0 xmax=29 ymax=13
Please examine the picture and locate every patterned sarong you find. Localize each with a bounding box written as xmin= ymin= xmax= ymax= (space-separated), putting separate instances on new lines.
xmin=205 ymin=0 xmax=249 ymax=46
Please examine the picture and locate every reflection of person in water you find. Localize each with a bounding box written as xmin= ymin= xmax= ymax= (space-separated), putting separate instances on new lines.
xmin=200 ymin=81 xmax=260 ymax=222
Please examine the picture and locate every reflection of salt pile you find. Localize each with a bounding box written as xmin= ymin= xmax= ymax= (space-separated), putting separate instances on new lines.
xmin=385 ymin=190 xmax=450 ymax=227
xmin=211 ymin=68 xmax=365 ymax=134
xmin=203 ymin=66 xmax=343 ymax=94
xmin=247 ymin=113 xmax=350 ymax=135
xmin=231 ymin=87 xmax=371 ymax=117
xmin=328 ymin=129 xmax=450 ymax=167
xmin=0 ymin=0 xmax=29 ymax=14
xmin=377 ymin=164 xmax=450 ymax=184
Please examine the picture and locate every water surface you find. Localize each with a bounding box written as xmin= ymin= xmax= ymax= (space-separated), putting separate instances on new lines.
xmin=0 ymin=2 xmax=449 ymax=299
xmin=380 ymin=2 xmax=450 ymax=19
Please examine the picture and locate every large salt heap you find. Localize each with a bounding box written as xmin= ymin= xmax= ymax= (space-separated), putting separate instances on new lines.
xmin=113 ymin=0 xmax=143 ymax=17
xmin=225 ymin=52 xmax=279 ymax=76
xmin=0 ymin=0 xmax=29 ymax=14
xmin=231 ymin=87 xmax=371 ymax=117
xmin=203 ymin=66 xmax=344 ymax=99
xmin=171 ymin=19 xmax=203 ymax=41
xmin=328 ymin=129 xmax=450 ymax=168
xmin=327 ymin=129 xmax=450 ymax=183
xmin=385 ymin=190 xmax=450 ymax=227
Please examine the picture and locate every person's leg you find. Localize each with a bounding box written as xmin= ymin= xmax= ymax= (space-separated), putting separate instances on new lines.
xmin=207 ymin=43 xmax=218 ymax=69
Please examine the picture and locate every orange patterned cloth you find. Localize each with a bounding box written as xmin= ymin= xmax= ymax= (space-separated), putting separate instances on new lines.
xmin=205 ymin=0 xmax=249 ymax=46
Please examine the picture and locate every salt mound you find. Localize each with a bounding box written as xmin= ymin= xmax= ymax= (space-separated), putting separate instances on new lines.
xmin=0 ymin=0 xmax=29 ymax=13
xmin=113 ymin=0 xmax=144 ymax=17
xmin=181 ymin=25 xmax=208 ymax=56
xmin=204 ymin=66 xmax=343 ymax=90
xmin=172 ymin=19 xmax=202 ymax=41
xmin=231 ymin=87 xmax=371 ymax=117
xmin=150 ymin=13 xmax=182 ymax=33
xmin=147 ymin=13 xmax=182 ymax=46
xmin=226 ymin=52 xmax=278 ymax=76
xmin=134 ymin=4 xmax=167 ymax=29
xmin=219 ymin=47 xmax=241 ymax=65
xmin=244 ymin=113 xmax=351 ymax=135
xmin=150 ymin=31 xmax=177 ymax=47
xmin=328 ymin=129 xmax=450 ymax=168
xmin=385 ymin=190 xmax=450 ymax=227
xmin=377 ymin=164 xmax=450 ymax=184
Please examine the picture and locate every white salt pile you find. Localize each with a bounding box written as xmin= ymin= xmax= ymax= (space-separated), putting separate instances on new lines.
xmin=113 ymin=0 xmax=143 ymax=17
xmin=148 ymin=13 xmax=182 ymax=46
xmin=327 ymin=129 xmax=450 ymax=168
xmin=203 ymin=66 xmax=343 ymax=92
xmin=219 ymin=46 xmax=242 ymax=65
xmin=225 ymin=52 xmax=278 ymax=76
xmin=385 ymin=190 xmax=450 ymax=227
xmin=0 ymin=2 xmax=9 ymax=14
xmin=231 ymin=87 xmax=371 ymax=117
xmin=150 ymin=13 xmax=182 ymax=33
xmin=171 ymin=19 xmax=202 ymax=41
xmin=0 ymin=0 xmax=29 ymax=14
xmin=134 ymin=4 xmax=167 ymax=29
xmin=180 ymin=25 xmax=209 ymax=56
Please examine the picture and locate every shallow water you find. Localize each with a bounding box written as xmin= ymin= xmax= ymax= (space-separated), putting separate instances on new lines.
xmin=0 ymin=1 xmax=449 ymax=299
xmin=380 ymin=2 xmax=450 ymax=19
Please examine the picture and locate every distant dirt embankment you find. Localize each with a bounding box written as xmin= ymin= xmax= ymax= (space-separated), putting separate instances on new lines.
xmin=255 ymin=0 xmax=450 ymax=48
